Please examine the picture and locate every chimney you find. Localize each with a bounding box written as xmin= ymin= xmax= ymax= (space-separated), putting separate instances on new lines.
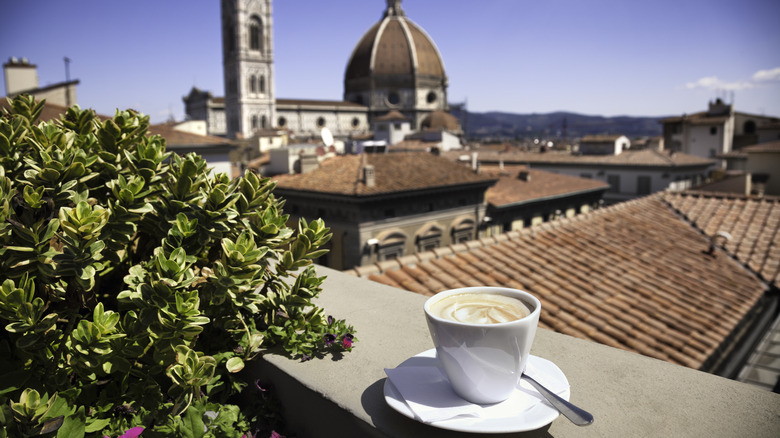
xmin=4 ymin=57 xmax=39 ymax=96
xmin=363 ymin=164 xmax=376 ymax=187
xmin=298 ymin=151 xmax=319 ymax=174
xmin=360 ymin=153 xmax=375 ymax=187
xmin=518 ymin=170 xmax=531 ymax=181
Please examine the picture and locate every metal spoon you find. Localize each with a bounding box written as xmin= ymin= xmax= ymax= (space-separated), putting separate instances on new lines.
xmin=521 ymin=374 xmax=594 ymax=426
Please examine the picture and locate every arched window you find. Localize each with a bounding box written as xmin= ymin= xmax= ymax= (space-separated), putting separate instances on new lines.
xmin=259 ymin=75 xmax=266 ymax=94
xmin=249 ymin=15 xmax=263 ymax=52
xmin=416 ymin=223 xmax=443 ymax=252
xmin=376 ymin=231 xmax=407 ymax=261
xmin=251 ymin=115 xmax=258 ymax=130
xmin=249 ymin=75 xmax=257 ymax=93
xmin=261 ymin=115 xmax=267 ymax=129
xmin=744 ymin=120 xmax=757 ymax=135
xmin=451 ymin=218 xmax=475 ymax=244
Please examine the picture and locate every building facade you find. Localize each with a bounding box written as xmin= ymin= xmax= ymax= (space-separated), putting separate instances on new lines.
xmin=661 ymin=99 xmax=780 ymax=159
xmin=273 ymin=152 xmax=496 ymax=270
xmin=471 ymin=149 xmax=716 ymax=205
xmin=221 ymin=0 xmax=276 ymax=139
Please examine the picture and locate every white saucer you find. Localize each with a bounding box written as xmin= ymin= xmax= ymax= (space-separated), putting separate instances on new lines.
xmin=384 ymin=349 xmax=569 ymax=433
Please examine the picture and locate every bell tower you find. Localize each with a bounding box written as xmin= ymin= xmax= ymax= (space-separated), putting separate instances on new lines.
xmin=222 ymin=0 xmax=275 ymax=139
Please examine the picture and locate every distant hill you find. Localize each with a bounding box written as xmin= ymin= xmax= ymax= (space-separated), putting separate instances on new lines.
xmin=450 ymin=109 xmax=668 ymax=141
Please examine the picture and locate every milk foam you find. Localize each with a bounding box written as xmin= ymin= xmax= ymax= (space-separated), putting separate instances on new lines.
xmin=430 ymin=293 xmax=531 ymax=324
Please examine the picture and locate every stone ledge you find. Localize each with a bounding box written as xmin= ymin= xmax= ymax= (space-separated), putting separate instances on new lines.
xmin=247 ymin=266 xmax=780 ymax=437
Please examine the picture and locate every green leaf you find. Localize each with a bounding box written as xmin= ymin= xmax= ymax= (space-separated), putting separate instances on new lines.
xmin=180 ymin=403 xmax=206 ymax=438
xmin=56 ymin=405 xmax=85 ymax=438
xmin=225 ymin=357 xmax=244 ymax=373
xmin=84 ymin=417 xmax=110 ymax=433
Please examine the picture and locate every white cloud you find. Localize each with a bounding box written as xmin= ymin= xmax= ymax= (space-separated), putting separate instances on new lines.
xmin=685 ymin=76 xmax=752 ymax=91
xmin=686 ymin=66 xmax=780 ymax=92
xmin=752 ymin=67 xmax=780 ymax=83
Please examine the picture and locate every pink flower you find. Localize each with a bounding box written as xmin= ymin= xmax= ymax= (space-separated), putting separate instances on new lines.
xmin=104 ymin=427 xmax=144 ymax=438
xmin=342 ymin=334 xmax=354 ymax=349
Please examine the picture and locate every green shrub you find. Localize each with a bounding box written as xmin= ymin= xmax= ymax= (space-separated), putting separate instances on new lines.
xmin=0 ymin=95 xmax=354 ymax=437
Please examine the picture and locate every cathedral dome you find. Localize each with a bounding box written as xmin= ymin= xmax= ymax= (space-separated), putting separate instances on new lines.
xmin=420 ymin=110 xmax=461 ymax=132
xmin=344 ymin=0 xmax=448 ymax=126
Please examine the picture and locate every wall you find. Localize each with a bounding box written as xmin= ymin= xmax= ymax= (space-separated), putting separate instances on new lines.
xmin=246 ymin=266 xmax=780 ymax=438
xmin=746 ymin=152 xmax=780 ymax=196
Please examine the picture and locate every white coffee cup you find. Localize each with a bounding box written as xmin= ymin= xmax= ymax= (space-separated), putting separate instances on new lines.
xmin=424 ymin=287 xmax=541 ymax=404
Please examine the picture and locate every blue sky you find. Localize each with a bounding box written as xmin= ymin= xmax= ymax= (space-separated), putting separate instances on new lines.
xmin=2 ymin=0 xmax=779 ymax=124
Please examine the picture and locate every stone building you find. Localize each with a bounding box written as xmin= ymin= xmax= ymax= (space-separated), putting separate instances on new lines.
xmin=272 ymin=152 xmax=496 ymax=270
xmin=660 ymin=99 xmax=780 ymax=159
xmin=186 ymin=0 xmax=450 ymax=142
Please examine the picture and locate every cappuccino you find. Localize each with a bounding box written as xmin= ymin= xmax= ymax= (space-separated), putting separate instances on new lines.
xmin=430 ymin=292 xmax=531 ymax=324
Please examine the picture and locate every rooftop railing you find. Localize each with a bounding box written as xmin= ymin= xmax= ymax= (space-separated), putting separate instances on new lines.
xmin=246 ymin=266 xmax=780 ymax=437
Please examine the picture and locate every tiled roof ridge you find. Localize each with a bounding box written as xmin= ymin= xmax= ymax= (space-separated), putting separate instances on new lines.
xmin=662 ymin=191 xmax=780 ymax=288
xmin=348 ymin=193 xmax=663 ymax=277
xmin=670 ymin=189 xmax=780 ymax=202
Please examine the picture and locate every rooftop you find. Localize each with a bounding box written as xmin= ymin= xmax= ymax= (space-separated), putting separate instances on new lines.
xmin=455 ymin=148 xmax=715 ymax=168
xmin=742 ymin=140 xmax=780 ymax=154
xmin=481 ymin=165 xmax=609 ymax=207
xmin=348 ymin=192 xmax=777 ymax=372
xmin=273 ymin=152 xmax=496 ymax=197
xmin=665 ymin=191 xmax=780 ymax=289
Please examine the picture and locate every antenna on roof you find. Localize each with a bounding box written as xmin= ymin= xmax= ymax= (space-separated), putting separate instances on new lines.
xmin=63 ymin=56 xmax=71 ymax=81
xmin=705 ymin=231 xmax=731 ymax=257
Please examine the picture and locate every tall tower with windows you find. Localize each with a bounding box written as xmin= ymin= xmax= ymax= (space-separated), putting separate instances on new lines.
xmin=221 ymin=0 xmax=275 ymax=139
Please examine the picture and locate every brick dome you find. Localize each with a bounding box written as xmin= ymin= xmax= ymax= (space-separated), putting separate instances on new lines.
xmin=344 ymin=0 xmax=447 ymax=97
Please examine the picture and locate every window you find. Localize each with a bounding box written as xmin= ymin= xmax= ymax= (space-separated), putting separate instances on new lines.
xmin=316 ymin=117 xmax=326 ymax=128
xmin=637 ymin=176 xmax=651 ymax=195
xmin=377 ymin=232 xmax=407 ymax=261
xmin=259 ymin=75 xmax=265 ymax=94
xmin=451 ymin=218 xmax=475 ymax=244
xmin=249 ymin=75 xmax=257 ymax=93
xmin=744 ymin=120 xmax=756 ymax=134
xmin=426 ymin=91 xmax=437 ymax=103
xmin=416 ymin=224 xmax=443 ymax=253
xmin=710 ymin=126 xmax=717 ymax=135
xmin=261 ymin=115 xmax=267 ymax=129
xmin=251 ymin=115 xmax=258 ymax=129
xmin=277 ymin=117 xmax=286 ymax=127
xmin=607 ymin=175 xmax=620 ymax=193
xmin=351 ymin=117 xmax=360 ymax=128
xmin=387 ymin=92 xmax=400 ymax=105
xmin=249 ymin=16 xmax=263 ymax=51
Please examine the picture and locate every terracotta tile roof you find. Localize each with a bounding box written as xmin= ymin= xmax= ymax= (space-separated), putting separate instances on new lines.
xmin=348 ymin=193 xmax=769 ymax=369
xmin=481 ymin=165 xmax=609 ymax=207
xmin=273 ymin=152 xmax=496 ymax=197
xmin=374 ymin=110 xmax=408 ymax=121
xmin=664 ymin=191 xmax=780 ymax=289
xmin=148 ymin=123 xmax=232 ymax=147
xmin=741 ymin=141 xmax=780 ymax=153
xmin=451 ymin=148 xmax=715 ymax=168
xmin=580 ymin=134 xmax=624 ymax=142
